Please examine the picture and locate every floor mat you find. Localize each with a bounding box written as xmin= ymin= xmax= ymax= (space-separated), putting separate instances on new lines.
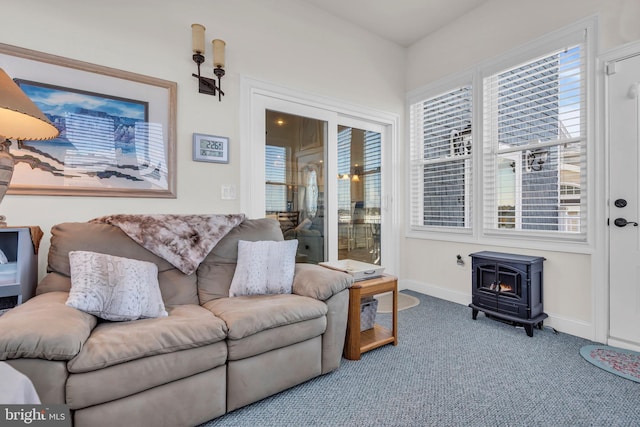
xmin=580 ymin=344 xmax=640 ymax=383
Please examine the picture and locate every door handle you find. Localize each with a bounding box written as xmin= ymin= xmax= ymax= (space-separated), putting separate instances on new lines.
xmin=614 ymin=217 xmax=639 ymax=227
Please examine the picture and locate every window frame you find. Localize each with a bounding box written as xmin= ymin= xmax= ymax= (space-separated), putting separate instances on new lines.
xmin=406 ymin=19 xmax=595 ymax=252
xmin=408 ymin=72 xmax=476 ymax=236
xmin=482 ymin=41 xmax=587 ymax=241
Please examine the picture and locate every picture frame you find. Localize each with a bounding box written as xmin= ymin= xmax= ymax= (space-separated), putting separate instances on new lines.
xmin=0 ymin=43 xmax=177 ymax=198
xmin=192 ymin=133 xmax=229 ymax=164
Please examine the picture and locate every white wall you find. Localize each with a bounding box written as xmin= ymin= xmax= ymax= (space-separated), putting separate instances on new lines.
xmin=403 ymin=0 xmax=640 ymax=340
xmin=407 ymin=0 xmax=640 ymax=88
xmin=0 ymin=0 xmax=405 ymax=277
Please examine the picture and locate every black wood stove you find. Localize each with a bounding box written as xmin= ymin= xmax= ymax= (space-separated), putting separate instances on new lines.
xmin=469 ymin=251 xmax=547 ymax=337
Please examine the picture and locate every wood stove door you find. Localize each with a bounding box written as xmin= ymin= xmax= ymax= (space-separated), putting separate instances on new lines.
xmin=608 ymin=51 xmax=640 ymax=350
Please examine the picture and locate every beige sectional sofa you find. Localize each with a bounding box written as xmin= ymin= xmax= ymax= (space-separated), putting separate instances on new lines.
xmin=0 ymin=217 xmax=352 ymax=427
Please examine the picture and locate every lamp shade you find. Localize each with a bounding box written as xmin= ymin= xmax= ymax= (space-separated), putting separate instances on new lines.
xmin=0 ymin=68 xmax=58 ymax=140
xmin=212 ymin=39 xmax=225 ymax=68
xmin=191 ymin=24 xmax=206 ymax=54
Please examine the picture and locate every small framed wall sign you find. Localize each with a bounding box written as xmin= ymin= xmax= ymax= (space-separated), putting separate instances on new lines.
xmin=193 ymin=133 xmax=229 ymax=163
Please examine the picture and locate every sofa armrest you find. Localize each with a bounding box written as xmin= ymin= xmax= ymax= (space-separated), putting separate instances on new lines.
xmin=292 ymin=264 xmax=353 ymax=301
xmin=0 ymin=292 xmax=97 ymax=361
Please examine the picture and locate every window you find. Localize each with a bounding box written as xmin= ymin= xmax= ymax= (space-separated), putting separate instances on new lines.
xmin=408 ymin=24 xmax=589 ymax=242
xmin=265 ymin=145 xmax=287 ymax=212
xmin=363 ymin=130 xmax=381 ymax=221
xmin=483 ymin=43 xmax=586 ymax=238
xmin=409 ymin=85 xmax=472 ymax=230
xmin=337 ymin=127 xmax=382 ymax=220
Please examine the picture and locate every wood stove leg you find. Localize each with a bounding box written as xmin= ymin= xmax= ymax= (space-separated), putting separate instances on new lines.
xmin=472 ymin=308 xmax=478 ymax=320
xmin=524 ymin=323 xmax=534 ymax=337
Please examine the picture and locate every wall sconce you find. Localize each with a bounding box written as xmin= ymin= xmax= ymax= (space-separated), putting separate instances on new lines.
xmin=337 ymin=166 xmax=362 ymax=181
xmin=191 ymin=23 xmax=226 ymax=101
xmin=526 ymin=149 xmax=548 ymax=172
xmin=351 ymin=166 xmax=361 ymax=182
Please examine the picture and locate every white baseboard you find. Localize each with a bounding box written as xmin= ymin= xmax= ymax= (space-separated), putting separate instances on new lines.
xmin=607 ymin=338 xmax=640 ymax=352
xmin=399 ymin=278 xmax=597 ymax=342
xmin=400 ymin=279 xmax=470 ymax=306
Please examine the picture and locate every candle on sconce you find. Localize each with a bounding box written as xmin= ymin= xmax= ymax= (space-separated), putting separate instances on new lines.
xmin=212 ymin=39 xmax=226 ymax=68
xmin=191 ymin=24 xmax=206 ymax=54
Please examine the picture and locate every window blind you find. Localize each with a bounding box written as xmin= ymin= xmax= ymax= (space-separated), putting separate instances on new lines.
xmin=363 ymin=130 xmax=381 ymax=215
xmin=265 ymin=145 xmax=287 ymax=212
xmin=409 ymin=85 xmax=473 ymax=229
xmin=483 ymin=43 xmax=587 ymax=237
xmin=337 ymin=128 xmax=351 ymax=214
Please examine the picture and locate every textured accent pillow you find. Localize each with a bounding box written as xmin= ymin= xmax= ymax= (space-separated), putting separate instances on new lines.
xmin=66 ymin=251 xmax=168 ymax=321
xmin=229 ymin=240 xmax=298 ymax=297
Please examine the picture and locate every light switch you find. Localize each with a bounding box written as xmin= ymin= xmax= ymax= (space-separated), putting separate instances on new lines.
xmin=221 ymin=185 xmax=236 ymax=200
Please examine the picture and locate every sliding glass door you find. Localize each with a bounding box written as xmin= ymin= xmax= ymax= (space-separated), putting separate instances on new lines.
xmin=265 ymin=110 xmax=327 ymax=264
xmin=263 ymin=111 xmax=385 ymax=266
xmin=244 ymin=81 xmax=396 ymax=272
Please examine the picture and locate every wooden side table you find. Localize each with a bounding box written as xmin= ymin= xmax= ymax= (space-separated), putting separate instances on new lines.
xmin=344 ymin=274 xmax=398 ymax=360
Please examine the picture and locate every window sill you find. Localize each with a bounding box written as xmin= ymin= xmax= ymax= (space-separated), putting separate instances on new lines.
xmin=405 ymin=228 xmax=594 ymax=255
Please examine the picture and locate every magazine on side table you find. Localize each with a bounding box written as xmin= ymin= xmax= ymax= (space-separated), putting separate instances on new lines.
xmin=318 ymin=259 xmax=385 ymax=281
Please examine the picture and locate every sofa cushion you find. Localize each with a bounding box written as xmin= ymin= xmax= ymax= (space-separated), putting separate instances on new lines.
xmin=67 ymin=305 xmax=227 ymax=373
xmin=197 ymin=218 xmax=283 ymax=303
xmin=67 ymin=251 xmax=168 ymax=321
xmin=44 ymin=222 xmax=199 ymax=306
xmin=226 ymin=317 xmax=326 ymax=360
xmin=36 ymin=272 xmax=73 ymax=295
xmin=229 ymin=240 xmax=298 ymax=297
xmin=203 ymin=293 xmax=327 ymax=340
xmin=0 ymin=292 xmax=97 ymax=361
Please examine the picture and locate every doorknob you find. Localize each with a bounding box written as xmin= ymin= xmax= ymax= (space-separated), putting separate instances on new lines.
xmin=614 ymin=217 xmax=639 ymax=227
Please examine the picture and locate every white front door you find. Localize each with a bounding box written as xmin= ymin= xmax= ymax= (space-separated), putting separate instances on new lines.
xmin=608 ymin=52 xmax=640 ymax=351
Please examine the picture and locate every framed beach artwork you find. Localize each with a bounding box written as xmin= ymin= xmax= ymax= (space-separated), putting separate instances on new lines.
xmin=0 ymin=43 xmax=177 ymax=197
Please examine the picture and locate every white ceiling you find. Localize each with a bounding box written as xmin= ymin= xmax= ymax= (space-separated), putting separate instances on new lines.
xmin=300 ymin=0 xmax=490 ymax=47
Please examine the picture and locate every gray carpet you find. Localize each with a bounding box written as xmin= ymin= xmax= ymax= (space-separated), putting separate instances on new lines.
xmin=200 ymin=291 xmax=640 ymax=426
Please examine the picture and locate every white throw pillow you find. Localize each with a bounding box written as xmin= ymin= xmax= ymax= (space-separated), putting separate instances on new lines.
xmin=229 ymin=240 xmax=298 ymax=297
xmin=66 ymin=251 xmax=168 ymax=321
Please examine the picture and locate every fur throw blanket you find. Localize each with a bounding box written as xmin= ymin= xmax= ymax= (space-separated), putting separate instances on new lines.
xmin=90 ymin=214 xmax=246 ymax=275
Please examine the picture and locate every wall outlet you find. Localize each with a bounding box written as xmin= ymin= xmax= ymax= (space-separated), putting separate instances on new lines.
xmin=221 ymin=185 xmax=236 ymax=200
